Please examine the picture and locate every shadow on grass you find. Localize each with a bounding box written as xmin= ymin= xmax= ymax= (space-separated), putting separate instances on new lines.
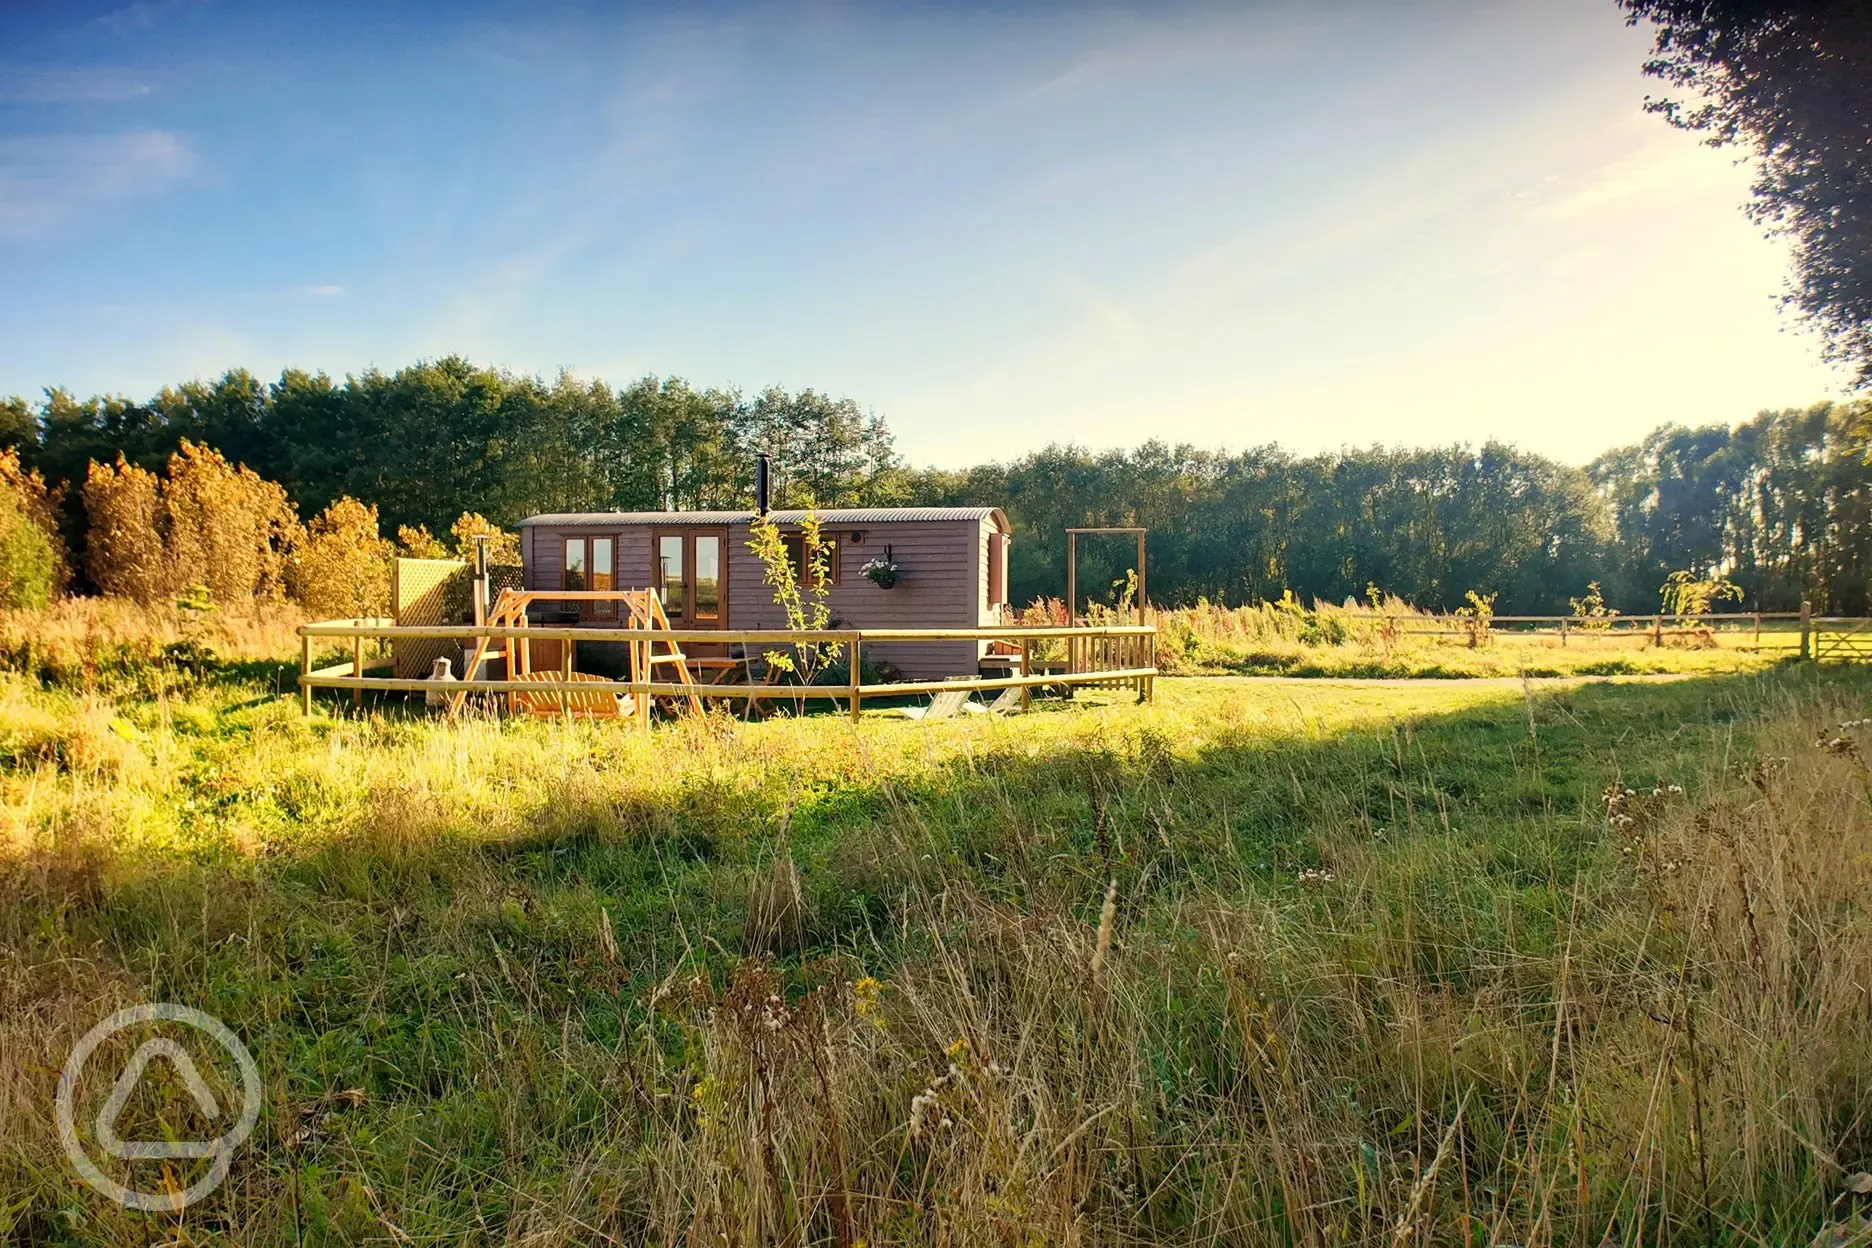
xmin=18 ymin=665 xmax=1866 ymax=997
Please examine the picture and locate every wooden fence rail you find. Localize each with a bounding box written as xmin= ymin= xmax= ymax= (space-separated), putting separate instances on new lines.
xmin=1304 ymin=609 xmax=1818 ymax=653
xmin=297 ymin=621 xmax=1157 ymax=721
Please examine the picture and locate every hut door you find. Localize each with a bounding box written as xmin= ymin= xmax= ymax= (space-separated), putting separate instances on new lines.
xmin=654 ymin=530 xmax=727 ymax=628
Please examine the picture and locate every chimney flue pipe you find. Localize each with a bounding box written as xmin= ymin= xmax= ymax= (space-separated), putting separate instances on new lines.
xmin=756 ymin=453 xmax=770 ymax=516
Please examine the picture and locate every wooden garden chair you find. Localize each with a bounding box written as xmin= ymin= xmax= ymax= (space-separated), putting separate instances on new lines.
xmin=898 ymin=687 xmax=976 ymax=722
xmin=962 ymin=685 xmax=1024 ymax=716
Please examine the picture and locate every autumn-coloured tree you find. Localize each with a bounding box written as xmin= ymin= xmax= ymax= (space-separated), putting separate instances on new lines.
xmin=395 ymin=524 xmax=451 ymax=560
xmin=162 ymin=441 xmax=298 ymax=604
xmin=83 ymin=456 xmax=170 ymax=604
xmin=83 ymin=442 xmax=299 ymax=607
xmin=291 ymin=497 xmax=393 ymax=619
xmin=449 ymin=512 xmax=520 ymax=565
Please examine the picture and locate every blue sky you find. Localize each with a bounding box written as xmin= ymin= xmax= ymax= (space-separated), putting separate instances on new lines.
xmin=0 ymin=0 xmax=1851 ymax=466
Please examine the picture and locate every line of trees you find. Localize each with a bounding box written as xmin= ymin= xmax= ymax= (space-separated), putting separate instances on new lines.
xmin=1 ymin=357 xmax=1867 ymax=615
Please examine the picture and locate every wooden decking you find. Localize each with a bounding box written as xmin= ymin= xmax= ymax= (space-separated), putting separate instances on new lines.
xmin=296 ymin=606 xmax=1157 ymax=723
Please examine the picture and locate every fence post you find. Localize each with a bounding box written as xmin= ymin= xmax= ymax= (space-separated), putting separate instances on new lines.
xmin=1652 ymin=614 xmax=1663 ymax=648
xmin=1146 ymin=631 xmax=1157 ymax=705
xmin=1066 ymin=532 xmax=1078 ymax=627
xmin=300 ymin=630 xmax=312 ymax=715
xmin=352 ymin=625 xmax=363 ymax=710
xmin=848 ymin=634 xmax=862 ymax=723
xmin=1559 ymin=617 xmax=1568 ymax=648
xmin=1800 ymin=600 xmax=1812 ymax=659
xmin=1753 ymin=612 xmax=1762 ymax=652
xmin=1020 ymin=637 xmax=1032 ymax=711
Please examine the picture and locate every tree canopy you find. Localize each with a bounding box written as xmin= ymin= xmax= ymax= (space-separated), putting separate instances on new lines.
xmin=1621 ymin=0 xmax=1872 ymax=384
xmin=4 ymin=358 xmax=1870 ymax=615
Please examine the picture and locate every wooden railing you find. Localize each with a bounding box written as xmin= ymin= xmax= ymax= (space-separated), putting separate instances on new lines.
xmin=296 ymin=620 xmax=1157 ymax=722
xmin=1342 ymin=608 xmax=1820 ymax=653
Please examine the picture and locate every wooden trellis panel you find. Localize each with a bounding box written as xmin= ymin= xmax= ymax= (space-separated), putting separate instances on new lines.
xmin=393 ymin=558 xmax=469 ymax=678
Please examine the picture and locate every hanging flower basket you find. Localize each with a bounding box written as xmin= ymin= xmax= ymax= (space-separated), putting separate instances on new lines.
xmin=860 ymin=553 xmax=901 ymax=589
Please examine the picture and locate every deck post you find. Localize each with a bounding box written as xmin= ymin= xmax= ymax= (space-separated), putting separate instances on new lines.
xmin=1800 ymin=600 xmax=1812 ymax=659
xmin=1066 ymin=531 xmax=1078 ymax=626
xmin=1147 ymin=631 xmax=1157 ymax=704
xmin=848 ymin=634 xmax=862 ymax=723
xmin=300 ymin=630 xmax=312 ymax=715
xmin=636 ymin=637 xmax=651 ymax=729
xmin=1135 ymin=531 xmax=1147 ymax=625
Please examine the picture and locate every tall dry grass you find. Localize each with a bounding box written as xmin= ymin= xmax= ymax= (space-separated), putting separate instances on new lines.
xmin=623 ymin=697 xmax=1871 ymax=1245
xmin=0 ymin=597 xmax=302 ymax=689
xmin=0 ymin=647 xmax=1866 ymax=1243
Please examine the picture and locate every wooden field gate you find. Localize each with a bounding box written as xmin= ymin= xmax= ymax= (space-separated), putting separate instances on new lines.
xmin=1814 ymin=617 xmax=1872 ymax=662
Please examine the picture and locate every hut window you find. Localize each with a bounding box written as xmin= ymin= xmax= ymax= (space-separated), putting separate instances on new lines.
xmin=781 ymin=533 xmax=840 ymax=587
xmin=563 ymin=538 xmax=586 ymax=591
xmin=988 ymin=532 xmax=1006 ymax=605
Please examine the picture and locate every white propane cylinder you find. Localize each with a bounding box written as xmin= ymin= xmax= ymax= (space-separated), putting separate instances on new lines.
xmin=424 ymin=656 xmax=458 ymax=708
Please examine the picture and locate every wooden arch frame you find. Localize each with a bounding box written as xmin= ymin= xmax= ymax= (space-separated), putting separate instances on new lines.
xmin=1064 ymin=527 xmax=1147 ymax=626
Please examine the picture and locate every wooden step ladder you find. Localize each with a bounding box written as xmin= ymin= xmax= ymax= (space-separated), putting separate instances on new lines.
xmin=449 ymin=588 xmax=528 ymax=716
xmin=624 ymin=589 xmax=703 ymax=718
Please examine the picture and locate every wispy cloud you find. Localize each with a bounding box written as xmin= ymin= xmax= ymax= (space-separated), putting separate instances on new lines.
xmin=296 ymin=283 xmax=345 ymax=298
xmin=0 ymin=130 xmax=196 ymax=240
xmin=0 ymin=66 xmax=153 ymax=103
xmin=90 ymin=0 xmax=212 ymax=36
xmin=1531 ymin=123 xmax=1743 ymax=221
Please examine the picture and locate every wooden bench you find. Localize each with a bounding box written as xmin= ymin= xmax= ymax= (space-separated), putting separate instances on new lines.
xmin=511 ymin=671 xmax=634 ymax=719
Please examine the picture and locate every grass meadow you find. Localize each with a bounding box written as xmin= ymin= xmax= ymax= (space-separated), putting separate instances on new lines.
xmin=0 ymin=602 xmax=1868 ymax=1245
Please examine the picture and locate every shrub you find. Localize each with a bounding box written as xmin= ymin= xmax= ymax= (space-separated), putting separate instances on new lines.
xmin=0 ymin=448 xmax=67 ymax=595
xmin=291 ymin=497 xmax=393 ymax=619
xmin=1661 ymin=569 xmax=1744 ymax=617
xmin=0 ymin=489 xmax=57 ymax=609
xmin=1453 ymin=589 xmax=1496 ymax=648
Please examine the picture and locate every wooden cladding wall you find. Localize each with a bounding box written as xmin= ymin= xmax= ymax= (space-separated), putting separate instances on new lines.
xmin=728 ymin=519 xmax=979 ymax=678
xmin=521 ymin=519 xmax=994 ymax=677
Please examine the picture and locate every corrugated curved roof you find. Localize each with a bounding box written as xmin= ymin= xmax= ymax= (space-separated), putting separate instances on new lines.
xmin=518 ymin=507 xmax=1008 ymax=529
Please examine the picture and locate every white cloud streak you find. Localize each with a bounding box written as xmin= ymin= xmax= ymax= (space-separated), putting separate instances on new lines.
xmin=0 ymin=66 xmax=154 ymax=103
xmin=0 ymin=129 xmax=196 ymax=240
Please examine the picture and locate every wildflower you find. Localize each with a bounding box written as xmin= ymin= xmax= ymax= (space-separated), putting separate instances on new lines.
xmin=1297 ymin=867 xmax=1335 ymax=888
xmin=853 ymin=976 xmax=884 ymax=1026
xmin=1090 ymin=878 xmax=1118 ymax=974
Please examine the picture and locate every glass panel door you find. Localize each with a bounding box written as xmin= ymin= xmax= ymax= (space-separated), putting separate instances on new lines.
xmin=656 ymin=534 xmax=685 ymax=619
xmin=563 ymin=537 xmax=586 ymax=591
xmin=693 ymin=534 xmax=722 ymax=624
xmin=590 ymin=537 xmax=615 ymax=618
